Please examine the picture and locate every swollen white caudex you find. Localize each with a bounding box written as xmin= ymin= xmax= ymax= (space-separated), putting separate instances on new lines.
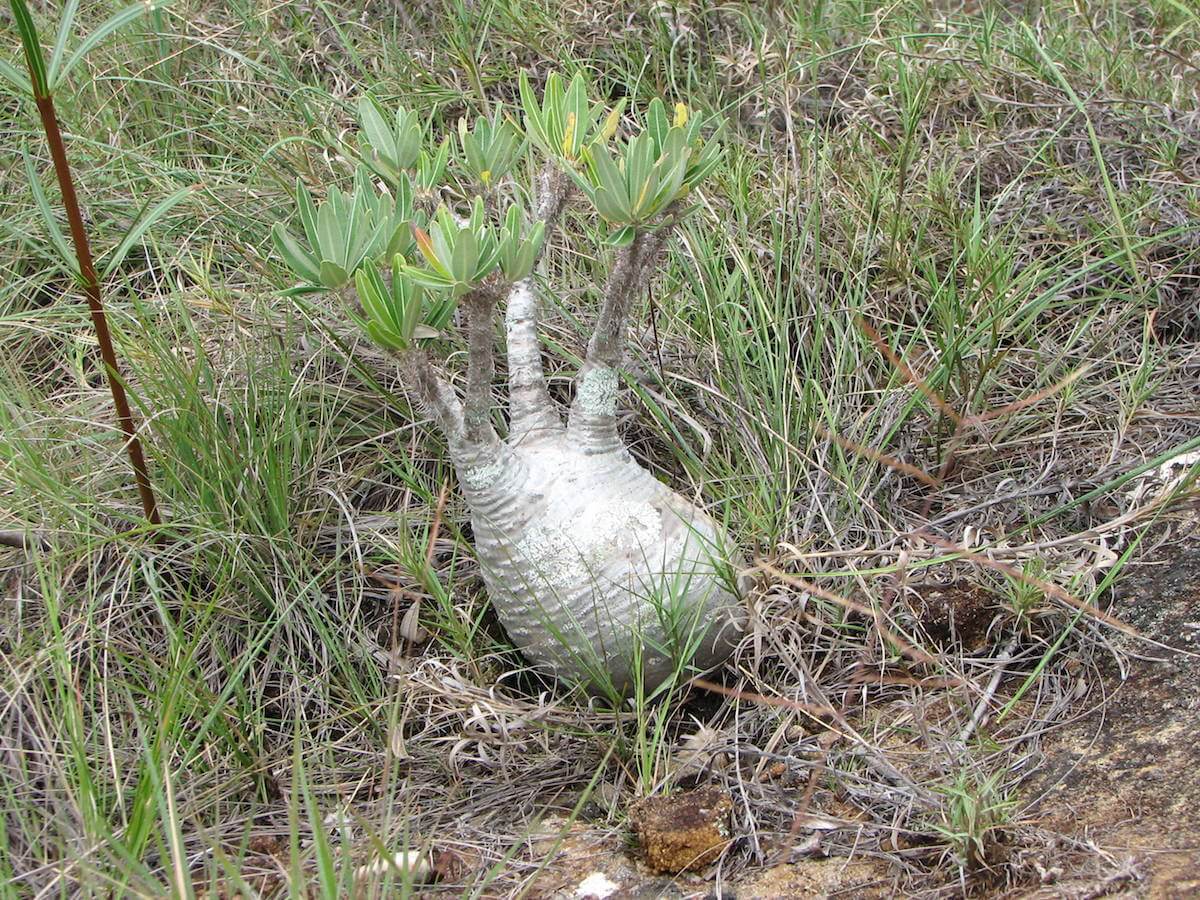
xmin=398 ymin=165 xmax=745 ymax=695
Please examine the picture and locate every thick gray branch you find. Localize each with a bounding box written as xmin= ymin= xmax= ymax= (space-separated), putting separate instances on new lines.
xmin=534 ymin=163 xmax=570 ymax=237
xmin=463 ymin=291 xmax=501 ymax=446
xmin=567 ymin=227 xmax=671 ymax=453
xmin=503 ymin=163 xmax=570 ymax=445
xmin=400 ymin=348 xmax=467 ymax=444
xmin=505 ymin=279 xmax=563 ymax=445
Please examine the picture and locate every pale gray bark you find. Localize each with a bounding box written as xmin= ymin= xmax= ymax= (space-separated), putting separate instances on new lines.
xmin=465 ymin=434 xmax=744 ymax=695
xmin=396 ymin=195 xmax=743 ymax=696
xmin=505 ymin=279 xmax=563 ymax=445
xmin=503 ymin=164 xmax=570 ymax=446
xmin=400 ymin=348 xmax=466 ymax=444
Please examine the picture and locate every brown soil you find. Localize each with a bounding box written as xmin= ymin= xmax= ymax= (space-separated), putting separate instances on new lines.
xmin=908 ymin=579 xmax=1003 ymax=652
xmin=734 ymin=857 xmax=894 ymax=898
xmin=1028 ymin=545 xmax=1200 ymax=898
xmin=522 ymin=548 xmax=1200 ymax=900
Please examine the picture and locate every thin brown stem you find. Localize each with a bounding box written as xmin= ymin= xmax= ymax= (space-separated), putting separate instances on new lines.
xmin=33 ymin=94 xmax=160 ymax=526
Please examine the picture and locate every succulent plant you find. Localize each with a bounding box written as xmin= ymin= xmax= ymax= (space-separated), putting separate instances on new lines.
xmin=271 ymin=73 xmax=741 ymax=698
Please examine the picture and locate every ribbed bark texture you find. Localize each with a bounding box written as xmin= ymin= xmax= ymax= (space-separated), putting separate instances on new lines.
xmin=454 ymin=428 xmax=744 ymax=695
xmin=436 ymin=265 xmax=744 ymax=696
xmin=402 ymin=177 xmax=744 ymax=696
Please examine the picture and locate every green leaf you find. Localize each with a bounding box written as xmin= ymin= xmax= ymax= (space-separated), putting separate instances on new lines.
xmin=358 ymin=97 xmax=394 ymax=164
xmin=685 ymin=140 xmax=724 ymax=187
xmin=423 ymin=294 xmax=456 ymax=333
xmin=316 ymin=199 xmax=342 ymax=266
xmin=9 ymin=0 xmax=49 ymax=98
xmin=518 ymin=70 xmax=548 ymax=152
xmin=0 ymin=57 xmax=32 ymax=94
xmin=340 ymin=179 xmax=365 ymax=263
xmin=564 ymin=72 xmax=588 ymax=158
xmin=271 ymin=223 xmax=322 ymax=284
xmin=476 ymin=240 xmax=501 ymax=280
xmin=607 ymin=225 xmax=636 ymax=248
xmin=101 ymin=186 xmax=192 ymax=278
xmin=55 ymin=1 xmax=160 ymax=90
xmin=411 ymin=324 xmax=440 ymax=340
xmin=383 ymin=221 xmax=415 ymax=260
xmin=625 ymin=135 xmax=654 ymax=200
xmin=413 ymin=226 xmax=448 ymax=276
xmin=21 ymin=147 xmax=76 ymax=274
xmin=645 ymin=98 xmax=669 ymax=155
xmin=417 ymin=138 xmax=450 ymax=193
xmin=319 ymin=260 xmax=350 ymax=289
xmin=356 ymin=262 xmax=414 ymax=351
xmin=354 ymin=265 xmax=386 ymax=321
xmin=47 ymin=0 xmax=80 ymax=87
xmin=295 ymin=179 xmax=319 ymax=246
xmin=543 ymin=73 xmax=564 ymax=157
xmin=449 ymin=229 xmax=479 ymax=284
xmin=405 ymin=267 xmax=456 ymax=292
xmin=591 ymin=186 xmax=629 ymax=225
xmin=647 ymin=153 xmax=689 ymax=215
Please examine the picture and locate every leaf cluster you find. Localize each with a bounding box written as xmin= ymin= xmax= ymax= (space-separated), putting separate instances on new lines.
xmin=270 ymin=169 xmax=417 ymax=291
xmin=270 ymin=72 xmax=723 ymax=352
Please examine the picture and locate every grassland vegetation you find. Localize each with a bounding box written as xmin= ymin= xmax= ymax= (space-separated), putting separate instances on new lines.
xmin=1 ymin=0 xmax=1198 ymax=895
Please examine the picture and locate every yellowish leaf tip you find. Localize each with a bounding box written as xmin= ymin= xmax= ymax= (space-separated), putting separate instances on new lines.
xmin=602 ymin=108 xmax=620 ymax=142
xmin=562 ymin=112 xmax=577 ymax=158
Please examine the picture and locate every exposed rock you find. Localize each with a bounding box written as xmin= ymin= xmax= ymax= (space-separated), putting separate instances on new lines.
xmin=736 ymin=858 xmax=893 ymax=899
xmin=1029 ymin=545 xmax=1200 ymax=898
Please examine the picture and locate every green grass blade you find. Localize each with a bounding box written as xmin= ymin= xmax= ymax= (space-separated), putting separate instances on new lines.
xmin=21 ymin=146 xmax=77 ymax=275
xmin=0 ymin=56 xmax=32 ymax=93
xmin=53 ymin=1 xmax=159 ymax=90
xmin=8 ymin=0 xmax=48 ymax=97
xmin=45 ymin=0 xmax=80 ymax=87
xmin=100 ymin=185 xmax=192 ymax=278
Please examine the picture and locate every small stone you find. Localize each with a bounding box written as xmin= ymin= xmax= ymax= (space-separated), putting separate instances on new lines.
xmin=629 ymin=786 xmax=733 ymax=874
xmin=575 ymin=871 xmax=620 ymax=898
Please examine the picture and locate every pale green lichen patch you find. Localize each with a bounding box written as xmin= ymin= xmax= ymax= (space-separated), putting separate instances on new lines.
xmin=460 ymin=458 xmax=506 ymax=490
xmin=517 ymin=498 xmax=662 ymax=599
xmin=577 ymin=366 xmax=619 ymax=418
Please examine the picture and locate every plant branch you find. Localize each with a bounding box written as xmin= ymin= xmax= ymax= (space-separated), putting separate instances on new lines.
xmin=463 ymin=288 xmax=501 ymax=446
xmin=581 ymin=234 xmax=651 ymax=372
xmin=533 ymin=163 xmax=570 ymax=240
xmin=399 ymin=348 xmax=466 ymax=444
xmin=505 ymin=279 xmax=563 ymax=444
xmin=504 ymin=162 xmax=570 ymax=444
xmin=31 ymin=93 xmax=161 ymax=526
xmin=567 ymin=219 xmax=674 ymax=451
